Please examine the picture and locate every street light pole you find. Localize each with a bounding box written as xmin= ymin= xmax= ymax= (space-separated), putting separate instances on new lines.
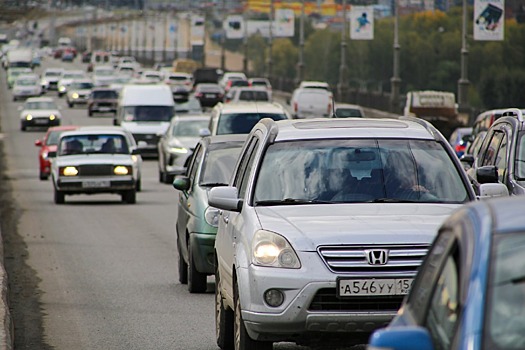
xmin=457 ymin=0 xmax=470 ymax=114
xmin=390 ymin=0 xmax=401 ymax=113
xmin=296 ymin=0 xmax=305 ymax=85
xmin=243 ymin=3 xmax=249 ymax=75
xmin=266 ymin=0 xmax=274 ymax=79
xmin=337 ymin=0 xmax=348 ymax=102
xmin=220 ymin=0 xmax=226 ymax=71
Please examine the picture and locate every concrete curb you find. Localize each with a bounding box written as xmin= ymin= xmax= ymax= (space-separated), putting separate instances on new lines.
xmin=0 ymin=228 xmax=13 ymax=350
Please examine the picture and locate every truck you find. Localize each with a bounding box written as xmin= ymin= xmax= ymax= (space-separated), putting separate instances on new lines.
xmin=403 ymin=90 xmax=466 ymax=139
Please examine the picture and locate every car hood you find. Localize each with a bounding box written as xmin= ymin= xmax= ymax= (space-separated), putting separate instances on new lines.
xmin=254 ymin=203 xmax=461 ymax=250
xmin=20 ymin=109 xmax=60 ymax=117
xmin=56 ymin=154 xmax=134 ymax=166
xmin=121 ymin=122 xmax=170 ymax=134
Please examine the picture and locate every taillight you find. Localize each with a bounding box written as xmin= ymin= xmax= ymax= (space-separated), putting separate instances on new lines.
xmin=328 ymin=102 xmax=332 ymax=114
xmin=294 ymin=102 xmax=298 ymax=112
xmin=455 ymin=144 xmax=466 ymax=153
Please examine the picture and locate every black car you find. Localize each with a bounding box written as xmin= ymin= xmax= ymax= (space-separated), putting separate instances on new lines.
xmin=81 ymin=51 xmax=92 ymax=63
xmin=194 ymin=83 xmax=224 ymax=108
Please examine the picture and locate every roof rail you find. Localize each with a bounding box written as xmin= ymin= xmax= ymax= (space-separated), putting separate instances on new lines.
xmin=501 ymin=108 xmax=524 ymax=122
xmin=398 ymin=115 xmax=444 ymax=141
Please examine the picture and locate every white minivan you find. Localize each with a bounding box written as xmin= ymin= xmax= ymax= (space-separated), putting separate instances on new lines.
xmin=290 ymin=87 xmax=333 ymax=119
xmin=115 ymin=84 xmax=175 ymax=157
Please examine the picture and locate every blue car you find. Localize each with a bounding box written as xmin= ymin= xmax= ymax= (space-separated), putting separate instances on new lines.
xmin=368 ymin=195 xmax=525 ymax=350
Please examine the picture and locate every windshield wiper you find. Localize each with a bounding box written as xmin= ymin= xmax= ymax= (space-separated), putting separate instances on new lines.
xmin=255 ymin=198 xmax=334 ymax=206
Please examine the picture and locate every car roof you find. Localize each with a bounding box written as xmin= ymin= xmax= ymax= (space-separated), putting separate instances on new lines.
xmin=65 ymin=126 xmax=130 ymax=136
xmin=269 ymin=118 xmax=440 ymax=142
xmin=170 ymin=114 xmax=210 ymax=123
xmin=46 ymin=125 xmax=79 ymax=132
xmin=203 ymin=134 xmax=249 ymax=146
xmin=217 ymin=102 xmax=286 ymax=113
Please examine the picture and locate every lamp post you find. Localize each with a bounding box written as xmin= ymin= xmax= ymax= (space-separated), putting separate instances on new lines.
xmin=337 ymin=0 xmax=348 ymax=102
xmin=296 ymin=0 xmax=305 ymax=85
xmin=243 ymin=4 xmax=249 ymax=75
xmin=220 ymin=0 xmax=226 ymax=71
xmin=390 ymin=0 xmax=401 ymax=113
xmin=266 ymin=0 xmax=274 ymax=79
xmin=457 ymin=0 xmax=470 ymax=114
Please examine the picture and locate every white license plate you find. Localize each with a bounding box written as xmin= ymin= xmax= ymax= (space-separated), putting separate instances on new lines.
xmin=338 ymin=278 xmax=413 ymax=297
xmin=82 ymin=180 xmax=110 ymax=188
xmin=34 ymin=119 xmax=48 ymax=124
xmin=205 ymin=94 xmax=216 ymax=98
xmin=98 ymin=107 xmax=111 ymax=112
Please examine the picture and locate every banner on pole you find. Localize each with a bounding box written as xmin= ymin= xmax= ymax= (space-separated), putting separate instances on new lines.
xmin=350 ymin=5 xmax=374 ymax=40
xmin=474 ymin=0 xmax=504 ymax=41
xmin=225 ymin=15 xmax=245 ymax=39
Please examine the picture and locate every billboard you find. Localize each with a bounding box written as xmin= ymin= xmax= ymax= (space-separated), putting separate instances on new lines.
xmin=350 ymin=6 xmax=374 ymax=40
xmin=191 ymin=15 xmax=205 ymax=43
xmin=225 ymin=15 xmax=245 ymax=39
xmin=474 ymin=0 xmax=504 ymax=41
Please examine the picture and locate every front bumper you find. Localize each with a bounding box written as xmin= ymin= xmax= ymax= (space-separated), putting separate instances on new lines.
xmin=21 ymin=118 xmax=60 ymax=128
xmin=56 ymin=176 xmax=135 ymax=194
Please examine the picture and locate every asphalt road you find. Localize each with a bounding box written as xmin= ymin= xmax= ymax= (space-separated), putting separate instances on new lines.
xmin=0 ymin=57 xmax=371 ymax=350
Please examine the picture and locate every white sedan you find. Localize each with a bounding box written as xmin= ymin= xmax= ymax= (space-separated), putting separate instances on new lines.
xmin=19 ymin=97 xmax=61 ymax=131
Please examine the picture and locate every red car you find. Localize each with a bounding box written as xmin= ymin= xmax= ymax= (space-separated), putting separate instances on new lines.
xmin=34 ymin=125 xmax=78 ymax=180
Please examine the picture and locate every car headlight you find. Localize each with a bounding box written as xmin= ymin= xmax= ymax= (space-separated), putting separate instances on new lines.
xmin=252 ymin=230 xmax=301 ymax=268
xmin=49 ymin=114 xmax=56 ymax=120
xmin=72 ymin=92 xmax=79 ymax=99
xmin=169 ymin=147 xmax=188 ymax=154
xmin=114 ymin=165 xmax=131 ymax=175
xmin=25 ymin=114 xmax=33 ymax=120
xmin=204 ymin=207 xmax=220 ymax=227
xmin=58 ymin=86 xmax=66 ymax=92
xmin=61 ymin=166 xmax=79 ymax=176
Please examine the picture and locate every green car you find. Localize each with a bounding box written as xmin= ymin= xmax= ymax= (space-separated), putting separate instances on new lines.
xmin=7 ymin=67 xmax=33 ymax=89
xmin=173 ymin=134 xmax=246 ymax=293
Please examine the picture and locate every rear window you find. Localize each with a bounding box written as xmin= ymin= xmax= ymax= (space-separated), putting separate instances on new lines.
xmin=217 ymin=113 xmax=288 ymax=135
xmin=92 ymin=90 xmax=118 ymax=99
xmin=238 ymin=90 xmax=269 ymax=102
xmin=231 ymin=80 xmax=249 ymax=87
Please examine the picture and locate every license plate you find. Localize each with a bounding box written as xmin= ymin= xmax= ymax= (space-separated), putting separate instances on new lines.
xmin=205 ymin=94 xmax=216 ymax=98
xmin=34 ymin=119 xmax=48 ymax=124
xmin=98 ymin=107 xmax=111 ymax=112
xmin=82 ymin=180 xmax=110 ymax=188
xmin=337 ymin=278 xmax=413 ymax=297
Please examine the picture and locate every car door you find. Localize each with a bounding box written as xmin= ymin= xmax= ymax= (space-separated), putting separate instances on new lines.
xmin=216 ymin=135 xmax=260 ymax=301
xmin=177 ymin=143 xmax=204 ymax=259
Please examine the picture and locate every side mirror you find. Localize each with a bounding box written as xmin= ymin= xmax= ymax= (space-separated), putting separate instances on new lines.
xmin=172 ymin=176 xmax=191 ymax=191
xmin=460 ymin=154 xmax=474 ymax=169
xmin=208 ymin=186 xmax=242 ymax=212
xmin=478 ymin=183 xmax=509 ymax=199
xmin=35 ymin=139 xmax=43 ymax=147
xmin=137 ymin=140 xmax=148 ymax=148
xmin=476 ymin=165 xmax=498 ymax=184
xmin=368 ymin=327 xmax=435 ymax=350
xmin=199 ymin=128 xmax=211 ymax=137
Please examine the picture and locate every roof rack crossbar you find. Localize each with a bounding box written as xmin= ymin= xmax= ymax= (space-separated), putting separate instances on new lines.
xmin=501 ymin=108 xmax=524 ymax=122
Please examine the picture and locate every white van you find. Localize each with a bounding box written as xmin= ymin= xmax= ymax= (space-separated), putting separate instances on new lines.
xmin=290 ymin=87 xmax=333 ymax=118
xmin=115 ymin=84 xmax=175 ymax=157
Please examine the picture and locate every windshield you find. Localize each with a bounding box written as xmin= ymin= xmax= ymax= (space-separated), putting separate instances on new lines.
xmin=95 ymin=69 xmax=114 ymax=76
xmin=175 ymin=98 xmax=202 ymax=113
xmin=123 ymin=106 xmax=174 ymax=122
xmin=200 ymin=143 xmax=244 ymax=185
xmin=253 ymin=139 xmax=469 ymax=204
xmin=171 ymin=119 xmax=209 ymax=137
xmin=25 ymin=101 xmax=56 ymax=110
xmin=486 ymin=232 xmax=525 ymax=349
xmin=335 ymin=108 xmax=363 ymax=118
xmin=70 ymin=82 xmax=93 ymax=90
xmin=217 ymin=113 xmax=288 ymax=135
xmin=45 ymin=71 xmax=62 ymax=77
xmin=92 ymin=90 xmax=118 ymax=99
xmin=238 ymin=90 xmax=269 ymax=101
xmin=46 ymin=130 xmax=70 ymax=145
xmin=58 ymin=134 xmax=129 ymax=155
xmin=16 ymin=78 xmax=37 ymax=86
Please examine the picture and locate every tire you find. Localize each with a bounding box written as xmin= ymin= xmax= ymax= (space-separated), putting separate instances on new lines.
xmin=54 ymin=188 xmax=65 ymax=204
xmin=121 ymin=190 xmax=136 ymax=204
xmin=164 ymin=173 xmax=174 ymax=185
xmin=216 ymin=265 xmax=234 ymax=350
xmin=39 ymin=172 xmax=48 ymax=181
xmin=68 ymin=101 xmax=73 ymax=108
xmin=159 ymin=169 xmax=166 ymax=183
xmin=178 ymin=241 xmax=188 ymax=284
xmin=188 ymin=242 xmax=207 ymax=293
xmin=234 ymin=281 xmax=273 ymax=350
xmin=88 ymin=110 xmax=93 ymax=117
xmin=136 ymin=177 xmax=142 ymax=192
xmin=20 ymin=124 xmax=26 ymax=131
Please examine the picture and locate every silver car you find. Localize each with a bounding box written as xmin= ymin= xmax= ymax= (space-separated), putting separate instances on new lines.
xmin=209 ymin=117 xmax=488 ymax=350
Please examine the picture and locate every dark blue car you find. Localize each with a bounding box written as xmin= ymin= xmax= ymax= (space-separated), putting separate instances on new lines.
xmin=368 ymin=196 xmax=525 ymax=350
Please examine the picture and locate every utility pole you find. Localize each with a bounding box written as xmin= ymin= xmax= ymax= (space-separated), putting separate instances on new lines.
xmin=220 ymin=0 xmax=226 ymax=71
xmin=337 ymin=0 xmax=348 ymax=102
xmin=243 ymin=2 xmax=249 ymax=75
xmin=266 ymin=0 xmax=274 ymax=79
xmin=296 ymin=0 xmax=305 ymax=85
xmin=457 ymin=0 xmax=470 ymax=115
xmin=390 ymin=0 xmax=401 ymax=113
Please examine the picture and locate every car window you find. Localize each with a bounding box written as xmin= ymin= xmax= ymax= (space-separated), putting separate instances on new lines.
xmin=494 ymin=131 xmax=509 ymax=182
xmin=199 ymin=143 xmax=244 ymax=186
xmin=424 ymin=249 xmax=460 ymax=350
xmin=217 ymin=113 xmax=288 ymax=135
xmin=238 ymin=90 xmax=269 ymax=101
xmin=253 ymin=139 xmax=469 ymax=204
xmin=172 ymin=120 xmax=209 ymax=137
xmin=92 ymin=90 xmax=118 ymax=99
xmin=238 ymin=139 xmax=259 ymax=199
xmin=233 ymin=137 xmax=258 ymax=194
xmin=59 ymin=134 xmax=129 ymax=155
xmin=335 ymin=108 xmax=363 ymax=118
xmin=517 ymin=132 xmax=525 ymax=180
xmin=187 ymin=144 xmax=203 ymax=183
xmin=486 ymin=232 xmax=525 ymax=349
xmin=481 ymin=131 xmax=504 ymax=166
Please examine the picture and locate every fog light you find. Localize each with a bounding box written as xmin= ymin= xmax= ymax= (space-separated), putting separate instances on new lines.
xmin=264 ymin=289 xmax=284 ymax=307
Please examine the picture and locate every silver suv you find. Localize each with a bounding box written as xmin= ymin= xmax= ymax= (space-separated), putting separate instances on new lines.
xmin=209 ymin=117 xmax=478 ymax=350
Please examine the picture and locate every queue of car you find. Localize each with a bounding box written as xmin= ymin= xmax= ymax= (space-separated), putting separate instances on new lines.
xmin=4 ymin=40 xmax=525 ymax=349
